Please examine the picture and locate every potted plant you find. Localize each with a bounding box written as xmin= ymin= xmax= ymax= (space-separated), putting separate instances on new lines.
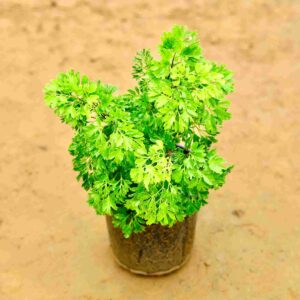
xmin=44 ymin=25 xmax=234 ymax=276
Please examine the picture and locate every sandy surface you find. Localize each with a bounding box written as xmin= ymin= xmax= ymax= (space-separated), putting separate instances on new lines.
xmin=0 ymin=0 xmax=300 ymax=299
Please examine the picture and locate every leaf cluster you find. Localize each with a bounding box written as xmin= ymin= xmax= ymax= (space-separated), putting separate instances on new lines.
xmin=44 ymin=25 xmax=234 ymax=237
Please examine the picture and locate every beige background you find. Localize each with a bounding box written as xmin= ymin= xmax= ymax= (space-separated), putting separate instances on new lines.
xmin=0 ymin=0 xmax=300 ymax=299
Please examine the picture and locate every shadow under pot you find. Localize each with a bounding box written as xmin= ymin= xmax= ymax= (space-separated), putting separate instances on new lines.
xmin=106 ymin=214 xmax=197 ymax=276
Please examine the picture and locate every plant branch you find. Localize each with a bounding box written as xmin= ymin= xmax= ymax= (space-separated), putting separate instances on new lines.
xmin=166 ymin=53 xmax=176 ymax=80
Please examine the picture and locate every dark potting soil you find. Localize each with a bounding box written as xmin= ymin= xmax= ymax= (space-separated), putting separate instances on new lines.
xmin=106 ymin=214 xmax=197 ymax=275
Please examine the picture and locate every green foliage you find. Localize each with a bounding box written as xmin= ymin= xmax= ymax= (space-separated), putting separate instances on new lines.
xmin=44 ymin=25 xmax=234 ymax=237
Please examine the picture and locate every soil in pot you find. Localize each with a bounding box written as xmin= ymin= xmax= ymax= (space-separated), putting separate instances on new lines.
xmin=106 ymin=214 xmax=197 ymax=276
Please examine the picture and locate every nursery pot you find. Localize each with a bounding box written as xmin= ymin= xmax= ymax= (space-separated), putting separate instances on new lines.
xmin=106 ymin=214 xmax=197 ymax=276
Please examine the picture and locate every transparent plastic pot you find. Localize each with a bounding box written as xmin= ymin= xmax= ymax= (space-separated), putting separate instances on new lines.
xmin=106 ymin=214 xmax=197 ymax=276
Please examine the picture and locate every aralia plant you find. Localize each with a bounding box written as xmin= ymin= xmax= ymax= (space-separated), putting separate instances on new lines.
xmin=44 ymin=25 xmax=234 ymax=237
